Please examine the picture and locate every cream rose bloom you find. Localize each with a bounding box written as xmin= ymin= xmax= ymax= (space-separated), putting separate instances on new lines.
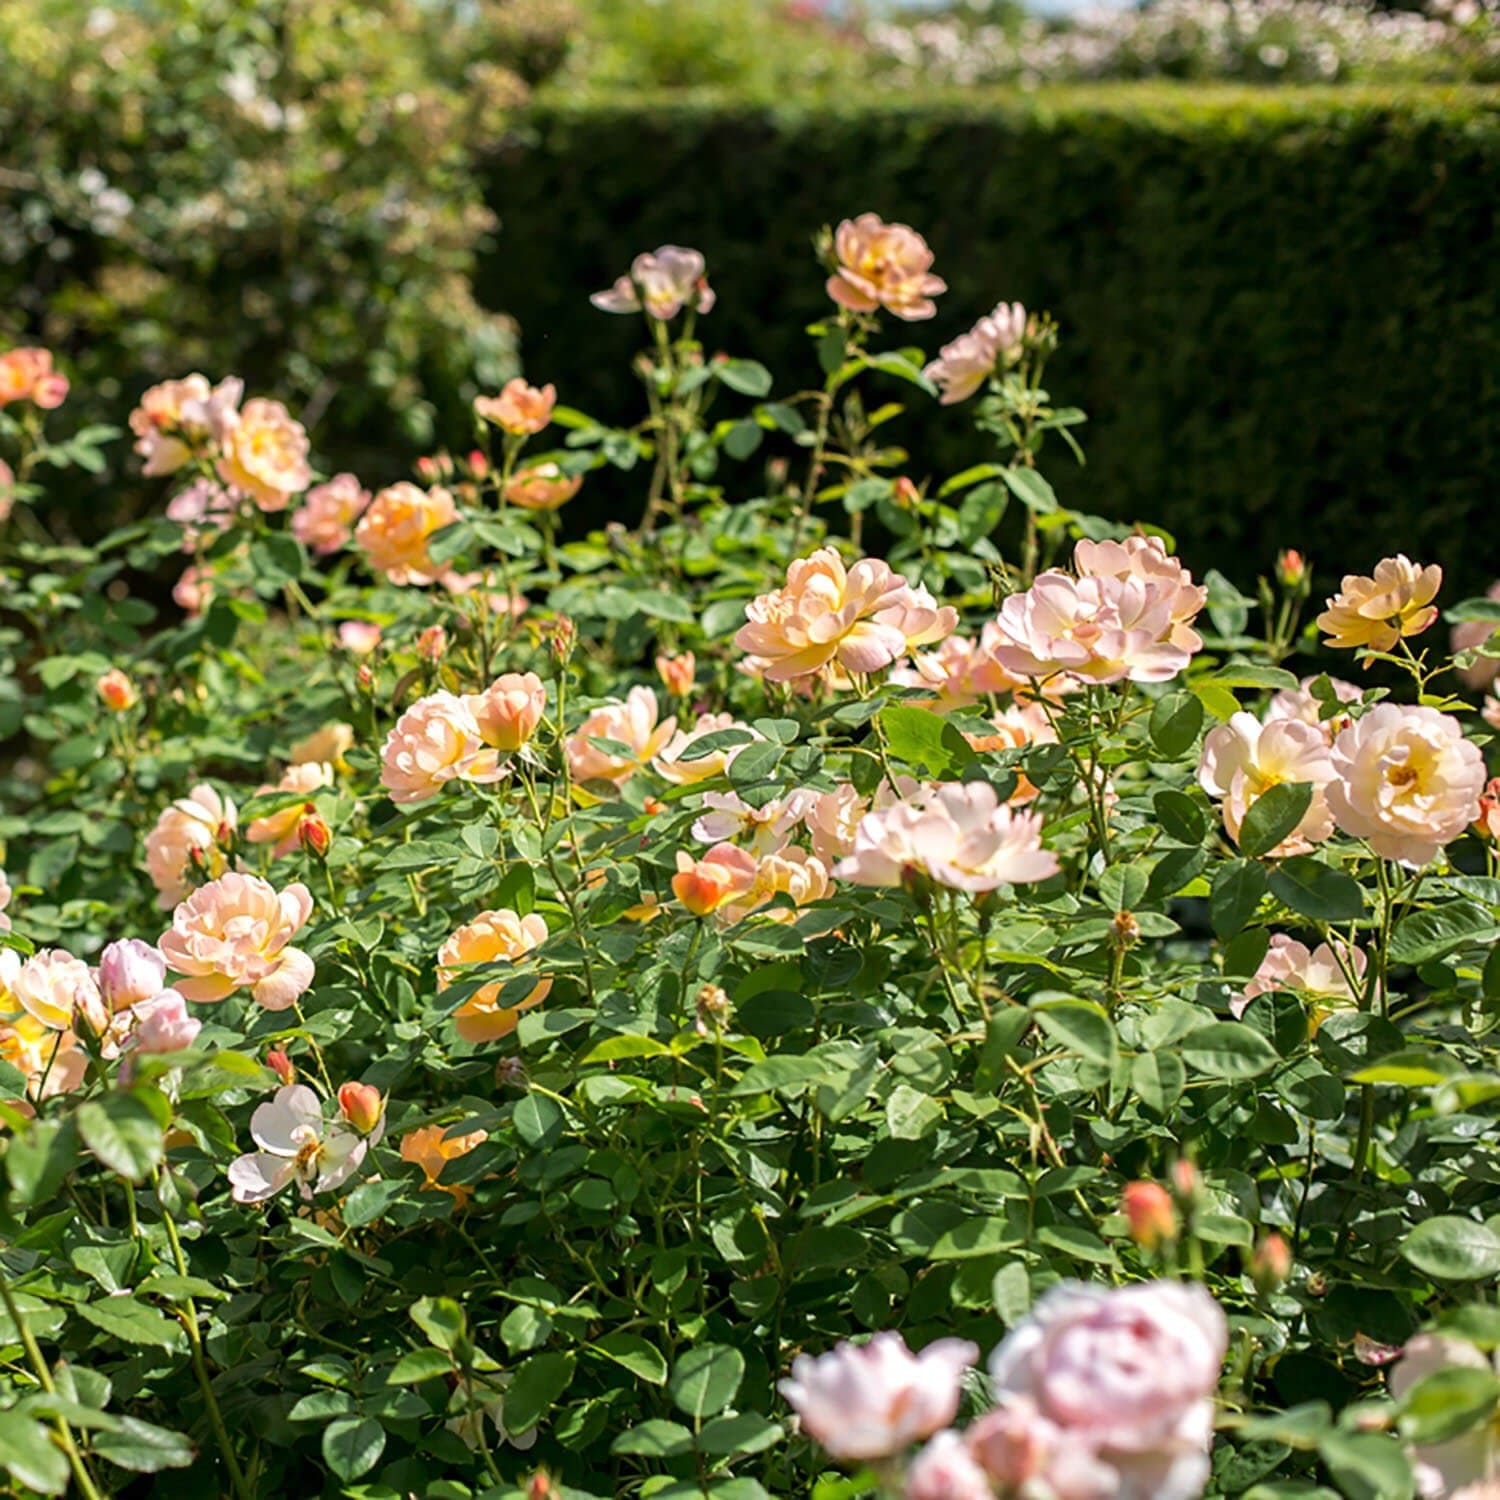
xmin=653 ymin=713 xmax=762 ymax=786
xmin=245 ymin=762 xmax=335 ymax=857
xmin=438 ymin=909 xmax=550 ymax=1044
xmin=825 ymin=214 xmax=946 ymax=322
xmin=216 ymin=397 xmax=312 ymax=511
xmin=1326 ymin=704 xmax=1486 ymax=866
xmin=1197 ymin=711 xmax=1337 ymax=855
xmin=464 ymin=672 xmax=547 ymax=752
xmin=692 ymin=790 xmax=817 ymax=857
xmin=10 ymin=950 xmax=101 ymax=1032
xmin=721 ymin=846 xmax=832 ymax=925
xmin=159 ymin=872 xmax=315 ymax=1010
xmin=291 ymin=473 xmax=371 ymax=554
xmin=355 ymin=482 xmax=459 ymax=585
xmin=1317 ymin=555 xmax=1442 ymax=654
xmin=922 ymin=301 xmax=1027 ymax=404
xmin=380 ymin=692 xmax=505 ymax=805
xmin=145 ymin=782 xmax=238 ymax=908
xmin=1074 ymin=535 xmax=1206 ymax=655
xmin=566 ymin=686 xmax=677 ymax=786
xmin=1235 ymin=933 xmax=1367 ymax=1025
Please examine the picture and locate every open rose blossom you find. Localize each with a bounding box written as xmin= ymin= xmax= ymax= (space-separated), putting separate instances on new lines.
xmin=590 ymin=246 xmax=716 ymax=320
xmin=654 ymin=713 xmax=762 ymax=786
xmin=825 ymin=214 xmax=946 ymax=321
xmin=922 ymin=300 xmax=1027 ymax=404
xmin=671 ymin=844 xmax=759 ymax=917
xmin=215 ymin=397 xmax=312 ymax=511
xmin=11 ymin=950 xmax=101 ymax=1032
xmin=1197 ymin=711 xmax=1337 ymax=855
xmin=438 ymin=909 xmax=551 ymax=1043
xmin=962 ymin=702 xmax=1058 ymax=803
xmin=1265 ymin=674 xmax=1362 ymax=742
xmin=465 ymin=672 xmax=547 ymax=752
xmin=892 ymin=632 xmax=1024 ymax=708
xmin=475 ymin=378 xmax=556 ymax=436
xmin=1326 ymin=704 xmax=1486 ymax=866
xmin=291 ymin=473 xmax=370 ymax=553
xmin=339 ymin=621 xmax=383 ymax=655
xmin=1317 ymin=555 xmax=1442 ymax=655
xmin=1388 ymin=1335 xmax=1500 ymax=1498
xmin=779 ymin=1331 xmax=978 ymax=1462
xmin=131 ymin=374 xmax=228 ymax=474
xmin=986 ymin=570 xmax=1194 ymax=686
xmin=801 ymin=778 xmax=922 ymax=864
xmin=720 ymin=846 xmax=831 ymax=926
xmin=130 ymin=990 xmax=201 ymax=1054
xmin=355 ymin=482 xmax=459 ymax=585
xmin=145 ymin=782 xmax=238 ymax=908
xmin=693 ymin=790 xmax=818 ymax=857
xmin=1074 ymin=534 xmax=1206 ymax=654
xmin=380 ymin=692 xmax=506 ymax=805
xmin=504 ymin=461 xmax=583 ymax=512
xmin=245 ymin=762 xmax=335 ymax=856
xmin=1236 ymin=933 xmax=1366 ymax=1023
xmin=159 ymin=873 xmax=315 ymax=1010
xmin=0 ymin=1009 xmax=87 ymax=1103
xmin=228 ymin=1084 xmax=368 ymax=1204
xmin=1452 ymin=581 xmax=1500 ymax=689
xmin=400 ymin=1123 xmax=489 ymax=1204
xmin=0 ymin=347 xmax=69 ymax=409
xmin=566 ymin=686 xmax=677 ymax=786
xmin=735 ymin=547 xmax=955 ymax=683
xmin=985 ymin=1279 xmax=1227 ymax=1500
xmin=837 ymin=781 xmax=1058 ymax=893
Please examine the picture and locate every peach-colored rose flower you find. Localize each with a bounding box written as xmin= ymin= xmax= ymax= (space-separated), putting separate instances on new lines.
xmin=826 ymin=214 xmax=946 ymax=321
xmin=145 ymin=783 xmax=238 ymax=908
xmin=290 ymin=722 xmax=355 ymax=769
xmin=1265 ymin=675 xmax=1362 ymax=743
xmin=566 ymin=686 xmax=677 ymax=786
xmin=1235 ymin=933 xmax=1366 ymax=1026
xmin=653 ymin=713 xmax=762 ymax=786
xmin=337 ymin=1081 xmax=386 ymax=1137
xmin=672 ymin=844 xmax=759 ymax=916
xmin=379 ymin=692 xmax=505 ymax=805
xmin=215 ymin=397 xmax=312 ymax=512
xmin=1327 ymin=703 xmax=1486 ymax=866
xmin=923 ymin=301 xmax=1027 ymax=404
xmin=735 ymin=547 xmax=955 ymax=683
xmin=465 ymin=672 xmax=547 ymax=752
xmin=10 ymin=950 xmax=101 ymax=1032
xmin=96 ymin=667 xmax=138 ymax=712
xmin=986 ymin=570 xmax=1194 ymax=686
xmin=438 ymin=909 xmax=551 ymax=1043
xmin=963 ymin=702 xmax=1058 ymax=803
xmin=338 ymin=621 xmax=383 ymax=655
xmin=0 ymin=348 xmax=68 ymax=409
xmin=173 ymin=564 xmax=213 ymax=616
xmin=891 ymin=632 xmax=1024 ymax=709
xmin=590 ymin=246 xmax=716 ymax=320
xmin=400 ymin=1123 xmax=488 ymax=1203
xmin=1074 ymin=535 xmax=1206 ymax=655
xmin=159 ymin=872 xmax=315 ymax=1010
xmin=1317 ymin=555 xmax=1442 ymax=656
xmin=355 ymin=482 xmax=459 ymax=585
xmin=656 ymin=652 xmax=696 ymax=697
xmin=837 ymin=782 xmax=1059 ymax=893
xmin=722 ymin=846 xmax=831 ymax=925
xmin=245 ymin=762 xmax=335 ymax=857
xmin=1452 ymin=582 xmax=1500 ymax=690
xmin=1197 ymin=712 xmax=1337 ymax=856
xmin=129 ymin=374 xmax=241 ymax=474
xmin=475 ymin=379 xmax=556 ymax=436
xmin=504 ymin=461 xmax=582 ymax=512
xmin=0 ymin=1008 xmax=87 ymax=1103
xmin=291 ymin=473 xmax=370 ymax=554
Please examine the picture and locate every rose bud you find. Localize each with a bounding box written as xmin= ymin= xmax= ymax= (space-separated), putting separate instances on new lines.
xmin=1251 ymin=1231 xmax=1293 ymax=1294
xmin=655 ymin=652 xmax=696 ymax=698
xmin=338 ymin=1081 xmax=385 ymax=1137
xmin=1121 ymin=1181 xmax=1177 ymax=1250
xmin=97 ymin=939 xmax=168 ymax=1011
xmin=298 ymin=811 xmax=332 ymax=859
xmin=267 ymin=1048 xmax=296 ymax=1085
xmin=417 ymin=625 xmax=447 ymax=662
xmin=97 ymin=668 xmax=138 ymax=712
xmin=132 ymin=990 xmax=202 ymax=1054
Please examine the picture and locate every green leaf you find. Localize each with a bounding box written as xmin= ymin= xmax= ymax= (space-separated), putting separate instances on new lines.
xmin=0 ymin=1409 xmax=69 ymax=1494
xmin=1030 ymin=998 xmax=1118 ymax=1067
xmin=1317 ymin=1430 xmax=1413 ymax=1500
xmin=611 ymin=1418 xmax=694 ymax=1457
xmin=594 ymin=1333 xmax=668 ymax=1385
xmin=1180 ymin=1023 xmax=1279 ymax=1079
xmin=91 ymin=1416 xmax=196 ymax=1473
xmin=731 ymin=1056 xmax=829 ymax=1097
xmin=670 ymin=1344 xmax=745 ymax=1419
xmin=581 ymin=1035 xmax=672 ymax=1066
xmin=1402 ymin=1217 xmax=1500 ymax=1281
xmin=1237 ymin=782 xmax=1314 ymax=859
xmin=722 ymin=420 xmax=763 ymax=460
xmin=1149 ymin=691 xmax=1205 ymax=759
xmin=1131 ymin=1050 xmax=1186 ymax=1114
xmin=75 ymin=1297 xmax=184 ymax=1349
xmin=6 ymin=1116 xmax=79 ymax=1208
xmin=716 ymin=359 xmax=773 ymax=397
xmin=1389 ymin=902 xmax=1500 ymax=967
xmin=1154 ymin=788 xmax=1207 ymax=845
xmin=878 ymin=705 xmax=978 ymax=779
xmin=1396 ymin=1364 xmax=1500 ymax=1445
xmin=512 ymin=1093 xmax=565 ymax=1149
xmin=386 ymin=1348 xmax=452 ymax=1384
xmin=77 ymin=1093 xmax=166 ymax=1183
xmin=504 ymin=1352 xmax=576 ymax=1436
xmin=342 ymin=1178 xmax=406 ymax=1229
xmin=1000 ymin=466 xmax=1057 ymax=514
xmin=410 ymin=1297 xmax=466 ymax=1351
xmin=696 ymin=1412 xmax=784 ymax=1456
xmin=1268 ymin=858 xmax=1366 ymax=922
xmin=1211 ymin=860 xmax=1268 ymax=938
xmin=321 ymin=1415 xmax=384 ymax=1481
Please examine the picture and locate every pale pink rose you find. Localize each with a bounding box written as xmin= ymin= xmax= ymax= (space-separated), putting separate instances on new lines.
xmin=1235 ymin=933 xmax=1366 ymax=1022
xmin=801 ymin=779 xmax=921 ymax=864
xmin=355 ymin=482 xmax=459 ymax=585
xmin=735 ymin=547 xmax=953 ymax=683
xmin=1451 ymin=582 xmax=1500 ymax=690
xmin=1327 ymin=704 xmax=1486 ymax=866
xmin=464 ymin=672 xmax=547 ymax=752
xmin=987 ymin=571 xmax=1193 ymax=686
xmin=228 ymin=1084 xmax=367 ymax=1204
xmin=291 ymin=473 xmax=370 ymax=554
xmin=11 ymin=950 xmax=101 ymax=1032
xmin=779 ymin=1331 xmax=977 ymax=1462
xmin=836 ymin=782 xmax=1059 ymax=893
xmin=216 ymin=397 xmax=312 ymax=511
xmin=475 ymin=379 xmax=556 ymax=436
xmin=693 ymin=790 xmax=818 ymax=856
xmin=438 ymin=909 xmax=551 ymax=1043
xmin=922 ymin=301 xmax=1027 ymax=404
xmin=892 ymin=632 xmax=1024 ymax=709
xmin=130 ymin=989 xmax=202 ymax=1054
xmin=590 ymin=246 xmax=716 ymax=320
xmin=1265 ymin=675 xmax=1362 ymax=742
xmin=1197 ymin=712 xmax=1337 ymax=855
xmin=0 ymin=1010 xmax=87 ymax=1103
xmin=172 ymin=564 xmax=213 ymax=616
xmin=145 ymin=783 xmax=238 ymax=908
xmin=721 ymin=846 xmax=832 ymax=925
xmin=966 ymin=1397 xmax=1118 ymax=1500
xmin=1317 ymin=555 xmax=1443 ymax=655
xmin=566 ymin=686 xmax=677 ymax=785
xmin=380 ymin=692 xmax=506 ymax=805
xmin=653 ymin=713 xmax=762 ymax=786
xmin=159 ymin=873 xmax=315 ymax=1010
xmin=905 ymin=1431 xmax=994 ymax=1500
xmin=97 ymin=939 xmax=168 ymax=1012
xmin=338 ymin=621 xmax=383 ymax=655
xmin=130 ymin=374 xmax=239 ymax=475
xmin=0 ymin=348 xmax=68 ymax=409
xmin=0 ymin=869 xmax=12 ymax=933
xmin=504 ymin=461 xmax=582 ymax=512
xmin=1388 ymin=1335 xmax=1499 ymax=1499
xmin=245 ymin=762 xmax=335 ymax=857
xmin=988 ymin=1280 xmax=1227 ymax=1500
xmin=1074 ymin=535 xmax=1206 ymax=655
xmin=166 ymin=476 xmax=238 ymax=551
xmin=826 ymin=214 xmax=946 ymax=322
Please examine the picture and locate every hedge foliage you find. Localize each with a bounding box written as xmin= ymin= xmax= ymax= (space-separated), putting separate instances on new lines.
xmin=484 ymin=85 xmax=1500 ymax=593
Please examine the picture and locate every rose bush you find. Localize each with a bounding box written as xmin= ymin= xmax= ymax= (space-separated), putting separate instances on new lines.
xmin=2 ymin=214 xmax=1500 ymax=1500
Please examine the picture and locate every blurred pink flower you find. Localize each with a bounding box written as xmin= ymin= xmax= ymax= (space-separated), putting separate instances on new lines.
xmin=292 ymin=473 xmax=371 ymax=554
xmin=1452 ymin=581 xmax=1500 ymax=689
xmin=339 ymin=621 xmax=383 ymax=655
xmin=591 ymin=246 xmax=716 ymax=320
xmin=216 ymin=397 xmax=312 ymax=511
xmin=1235 ymin=933 xmax=1366 ymax=1023
xmin=826 ymin=214 xmax=946 ymax=321
xmin=0 ymin=347 xmax=68 ymax=409
xmin=475 ymin=378 xmax=556 ymax=436
xmin=923 ymin=301 xmax=1027 ymax=403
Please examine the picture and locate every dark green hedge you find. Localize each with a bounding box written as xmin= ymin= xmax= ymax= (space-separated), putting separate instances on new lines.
xmin=481 ymin=86 xmax=1500 ymax=593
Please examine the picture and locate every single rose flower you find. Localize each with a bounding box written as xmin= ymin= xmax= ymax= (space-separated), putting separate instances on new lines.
xmin=504 ymin=461 xmax=582 ymax=512
xmin=380 ymin=692 xmax=506 ymax=805
xmin=566 ymin=686 xmax=677 ymax=786
xmin=216 ymin=397 xmax=312 ymax=512
xmin=438 ymin=908 xmax=551 ymax=1044
xmin=144 ymin=783 xmax=238 ymax=908
xmin=228 ymin=1084 xmax=368 ymax=1204
xmin=291 ymin=473 xmax=371 ymax=554
xmin=475 ymin=378 xmax=556 ymax=436
xmin=590 ymin=246 xmax=716 ymax=320
xmin=826 ymin=214 xmax=946 ymax=321
xmin=1197 ymin=711 xmax=1337 ymax=856
xmin=1317 ymin=555 xmax=1442 ymax=656
xmin=922 ymin=300 xmax=1027 ymax=403
xmin=465 ymin=672 xmax=547 ymax=752
xmin=355 ymin=482 xmax=459 ymax=585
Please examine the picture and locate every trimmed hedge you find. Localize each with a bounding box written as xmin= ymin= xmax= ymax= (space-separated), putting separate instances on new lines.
xmin=482 ymin=86 xmax=1500 ymax=592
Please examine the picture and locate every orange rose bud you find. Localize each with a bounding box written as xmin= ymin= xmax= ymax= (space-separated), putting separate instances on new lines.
xmin=1277 ymin=549 xmax=1306 ymax=588
xmin=893 ymin=476 xmax=921 ymax=508
xmin=1122 ymin=1181 xmax=1177 ymax=1250
xmin=97 ymin=668 xmax=138 ymax=712
xmin=527 ymin=1474 xmax=552 ymax=1500
xmin=1171 ymin=1159 xmax=1202 ymax=1201
xmin=671 ymin=845 xmax=758 ymax=917
xmin=298 ymin=810 xmax=332 ymax=859
xmin=417 ymin=624 xmax=448 ymax=662
xmin=267 ymin=1048 xmax=296 ymax=1085
xmin=1251 ymin=1231 xmax=1293 ymax=1293
xmin=656 ymin=651 xmax=696 ymax=698
xmin=338 ymin=1081 xmax=385 ymax=1136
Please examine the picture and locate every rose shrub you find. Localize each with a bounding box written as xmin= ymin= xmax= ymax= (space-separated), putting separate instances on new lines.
xmin=3 ymin=215 xmax=1500 ymax=1500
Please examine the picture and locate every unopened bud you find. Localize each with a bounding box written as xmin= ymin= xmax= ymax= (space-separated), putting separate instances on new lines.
xmin=1250 ymin=1231 xmax=1292 ymax=1294
xmin=1171 ymin=1159 xmax=1201 ymax=1202
xmin=656 ymin=652 xmax=696 ymax=698
xmin=1121 ymin=1181 xmax=1177 ymax=1250
xmin=527 ymin=1474 xmax=552 ymax=1500
xmin=267 ymin=1048 xmax=295 ymax=1085
xmin=495 ymin=1056 xmax=526 ymax=1089
xmin=98 ymin=939 xmax=167 ymax=1010
xmin=1276 ymin=549 xmax=1307 ymax=589
xmin=1110 ymin=910 xmax=1141 ymax=949
xmin=417 ymin=625 xmax=447 ymax=662
xmin=298 ymin=810 xmax=331 ymax=859
xmin=549 ymin=615 xmax=576 ymax=667
xmin=357 ymin=663 xmax=374 ymax=691
xmin=97 ymin=668 xmax=139 ymax=712
xmin=338 ymin=1081 xmax=385 ymax=1136
xmin=893 ymin=476 xmax=921 ymax=509
xmin=467 ymin=448 xmax=489 ymax=478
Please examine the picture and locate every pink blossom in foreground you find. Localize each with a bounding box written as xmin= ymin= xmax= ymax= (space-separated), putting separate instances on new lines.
xmin=97 ymin=939 xmax=168 ymax=1012
xmin=1074 ymin=534 xmax=1206 ymax=655
xmin=1197 ymin=711 xmax=1337 ymax=856
xmin=780 ymin=1330 xmax=978 ymax=1461
xmin=923 ymin=300 xmax=1027 ymax=404
xmin=1235 ymin=933 xmax=1366 ymax=1022
xmin=590 ymin=246 xmax=716 ymax=320
xmin=130 ymin=374 xmax=241 ymax=475
xmin=380 ymin=692 xmax=506 ymax=805
xmin=904 ymin=1430 xmax=994 ymax=1500
xmin=291 ymin=473 xmax=371 ymax=554
xmin=826 ymin=214 xmax=946 ymax=321
xmin=1388 ymin=1335 xmax=1500 ymax=1498
xmin=228 ymin=1084 xmax=368 ymax=1204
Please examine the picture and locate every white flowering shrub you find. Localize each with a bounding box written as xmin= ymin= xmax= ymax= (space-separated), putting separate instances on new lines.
xmin=2 ymin=220 xmax=1500 ymax=1498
